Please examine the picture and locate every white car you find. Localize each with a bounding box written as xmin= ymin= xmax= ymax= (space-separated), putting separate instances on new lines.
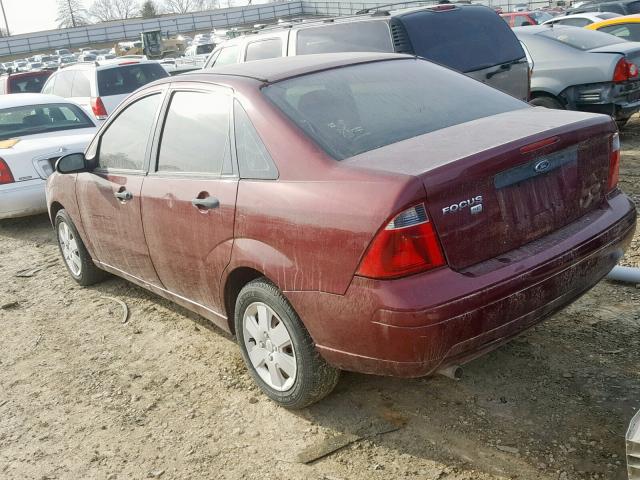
xmin=41 ymin=59 xmax=168 ymax=121
xmin=0 ymin=94 xmax=96 ymax=219
xmin=542 ymin=11 xmax=621 ymax=27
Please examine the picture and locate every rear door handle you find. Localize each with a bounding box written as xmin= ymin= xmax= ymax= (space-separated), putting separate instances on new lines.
xmin=114 ymin=190 xmax=133 ymax=201
xmin=191 ymin=196 xmax=220 ymax=210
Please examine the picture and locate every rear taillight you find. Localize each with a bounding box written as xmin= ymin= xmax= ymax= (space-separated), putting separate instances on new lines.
xmin=613 ymin=58 xmax=639 ymax=83
xmin=608 ymin=132 xmax=620 ymax=192
xmin=90 ymin=97 xmax=108 ymax=120
xmin=0 ymin=157 xmax=14 ymax=185
xmin=356 ymin=203 xmax=446 ymax=279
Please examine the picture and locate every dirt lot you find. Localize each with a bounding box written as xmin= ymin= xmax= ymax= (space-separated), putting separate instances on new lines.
xmin=1 ymin=122 xmax=639 ymax=480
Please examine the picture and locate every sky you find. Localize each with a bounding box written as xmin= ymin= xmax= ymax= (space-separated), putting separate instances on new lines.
xmin=2 ymin=0 xmax=63 ymax=35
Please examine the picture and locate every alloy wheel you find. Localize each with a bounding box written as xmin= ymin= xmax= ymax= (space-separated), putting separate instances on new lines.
xmin=58 ymin=221 xmax=81 ymax=276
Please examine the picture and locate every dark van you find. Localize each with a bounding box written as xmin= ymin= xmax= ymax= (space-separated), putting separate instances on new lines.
xmin=204 ymin=4 xmax=530 ymax=100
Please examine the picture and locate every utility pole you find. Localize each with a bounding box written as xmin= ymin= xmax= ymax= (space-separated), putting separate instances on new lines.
xmin=0 ymin=0 xmax=10 ymax=36
xmin=67 ymin=0 xmax=77 ymax=27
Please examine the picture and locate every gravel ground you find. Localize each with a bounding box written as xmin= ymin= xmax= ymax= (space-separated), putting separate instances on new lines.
xmin=0 ymin=118 xmax=639 ymax=480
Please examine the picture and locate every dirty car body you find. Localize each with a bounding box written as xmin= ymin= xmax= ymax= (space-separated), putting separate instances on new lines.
xmin=47 ymin=53 xmax=636 ymax=400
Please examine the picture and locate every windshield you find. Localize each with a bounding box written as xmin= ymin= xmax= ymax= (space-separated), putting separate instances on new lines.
xmin=529 ymin=11 xmax=553 ymax=22
xmin=540 ymin=26 xmax=622 ymax=50
xmin=0 ymin=103 xmax=94 ymax=140
xmin=97 ymin=63 xmax=168 ymax=96
xmin=263 ymin=58 xmax=526 ymax=160
xmin=400 ymin=7 xmax=526 ymax=72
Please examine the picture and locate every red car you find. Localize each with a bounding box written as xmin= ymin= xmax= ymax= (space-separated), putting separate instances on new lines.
xmin=47 ymin=53 xmax=636 ymax=408
xmin=0 ymin=70 xmax=52 ymax=94
xmin=501 ymin=11 xmax=554 ymax=26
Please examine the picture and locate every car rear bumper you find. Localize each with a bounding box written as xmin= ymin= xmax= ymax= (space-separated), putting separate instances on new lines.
xmin=570 ymin=82 xmax=640 ymax=119
xmin=0 ymin=179 xmax=47 ymax=219
xmin=285 ymin=192 xmax=637 ymax=377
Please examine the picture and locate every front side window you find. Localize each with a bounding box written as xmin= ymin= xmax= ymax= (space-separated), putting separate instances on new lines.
xmin=263 ymin=58 xmax=526 ymax=161
xmin=157 ymin=91 xmax=231 ymax=174
xmin=296 ymin=22 xmax=393 ymax=55
xmin=245 ymin=38 xmax=283 ymax=62
xmin=214 ymin=46 xmax=240 ymax=66
xmin=98 ymin=94 xmax=161 ymax=171
xmin=0 ymin=103 xmax=94 ymax=140
xmin=514 ymin=15 xmax=533 ymax=26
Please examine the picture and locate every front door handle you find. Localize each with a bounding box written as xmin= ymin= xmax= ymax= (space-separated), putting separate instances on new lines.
xmin=114 ymin=190 xmax=133 ymax=201
xmin=191 ymin=196 xmax=220 ymax=210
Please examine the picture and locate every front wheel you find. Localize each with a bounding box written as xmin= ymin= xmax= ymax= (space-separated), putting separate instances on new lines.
xmin=235 ymin=278 xmax=340 ymax=409
xmin=55 ymin=209 xmax=106 ymax=286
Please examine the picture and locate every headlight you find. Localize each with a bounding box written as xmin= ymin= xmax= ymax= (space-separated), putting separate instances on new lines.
xmin=627 ymin=410 xmax=640 ymax=479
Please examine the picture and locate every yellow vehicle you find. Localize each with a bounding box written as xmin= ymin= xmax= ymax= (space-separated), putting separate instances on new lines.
xmin=586 ymin=14 xmax=640 ymax=41
xmin=114 ymin=30 xmax=186 ymax=59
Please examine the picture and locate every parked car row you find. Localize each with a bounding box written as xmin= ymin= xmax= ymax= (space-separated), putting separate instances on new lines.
xmin=0 ymin=3 xmax=636 ymax=417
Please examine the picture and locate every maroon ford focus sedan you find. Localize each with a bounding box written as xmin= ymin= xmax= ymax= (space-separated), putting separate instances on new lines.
xmin=47 ymin=53 xmax=637 ymax=408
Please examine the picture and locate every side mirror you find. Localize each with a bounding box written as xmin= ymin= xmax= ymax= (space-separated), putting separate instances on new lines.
xmin=55 ymin=153 xmax=87 ymax=174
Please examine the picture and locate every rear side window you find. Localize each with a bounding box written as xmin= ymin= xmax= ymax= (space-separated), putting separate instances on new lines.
xmin=9 ymin=72 xmax=52 ymax=93
xmin=263 ymin=58 xmax=526 ymax=160
xmin=51 ymin=71 xmax=74 ymax=97
xmin=98 ymin=94 xmax=161 ymax=171
xmin=399 ymin=7 xmax=525 ymax=72
xmin=234 ymin=100 xmax=278 ymax=179
xmin=539 ymin=27 xmax=621 ymax=50
xmin=214 ymin=46 xmax=240 ymax=66
xmin=296 ymin=22 xmax=393 ymax=54
xmin=0 ymin=103 xmax=94 ymax=140
xmin=245 ymin=38 xmax=283 ymax=61
xmin=71 ymin=70 xmax=91 ymax=97
xmin=97 ymin=63 xmax=167 ymax=97
xmin=157 ymin=91 xmax=231 ymax=175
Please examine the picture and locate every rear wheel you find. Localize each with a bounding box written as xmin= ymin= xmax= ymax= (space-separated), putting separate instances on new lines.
xmin=55 ymin=209 xmax=106 ymax=286
xmin=235 ymin=278 xmax=340 ymax=409
xmin=529 ymin=95 xmax=564 ymax=109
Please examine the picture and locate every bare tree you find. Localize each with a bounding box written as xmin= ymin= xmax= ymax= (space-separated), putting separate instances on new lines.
xmin=57 ymin=0 xmax=90 ymax=28
xmin=91 ymin=0 xmax=140 ymax=21
xmin=163 ymin=0 xmax=207 ymax=14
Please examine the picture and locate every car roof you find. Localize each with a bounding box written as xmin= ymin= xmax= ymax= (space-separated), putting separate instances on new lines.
xmin=587 ymin=12 xmax=640 ymax=27
xmin=0 ymin=93 xmax=74 ymax=108
xmin=180 ymin=52 xmax=412 ymax=84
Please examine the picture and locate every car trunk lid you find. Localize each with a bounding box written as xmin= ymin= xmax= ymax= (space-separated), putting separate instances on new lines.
xmin=344 ymin=108 xmax=615 ymax=270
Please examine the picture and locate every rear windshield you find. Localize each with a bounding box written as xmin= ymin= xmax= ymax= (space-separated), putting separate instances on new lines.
xmin=263 ymin=58 xmax=526 ymax=160
xmin=296 ymin=21 xmax=393 ymax=55
xmin=539 ymin=27 xmax=621 ymax=50
xmin=196 ymin=44 xmax=214 ymax=55
xmin=97 ymin=63 xmax=167 ymax=96
xmin=0 ymin=103 xmax=94 ymax=140
xmin=400 ymin=7 xmax=526 ymax=72
xmin=529 ymin=11 xmax=553 ymax=23
xmin=9 ymin=72 xmax=51 ymax=93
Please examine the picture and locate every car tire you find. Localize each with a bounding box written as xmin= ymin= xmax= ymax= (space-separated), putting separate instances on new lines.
xmin=55 ymin=209 xmax=106 ymax=286
xmin=235 ymin=277 xmax=340 ymax=409
xmin=529 ymin=96 xmax=564 ymax=109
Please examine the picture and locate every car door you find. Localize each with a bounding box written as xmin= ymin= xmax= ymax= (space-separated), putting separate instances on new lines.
xmin=76 ymin=88 xmax=165 ymax=286
xmin=140 ymin=85 xmax=238 ymax=316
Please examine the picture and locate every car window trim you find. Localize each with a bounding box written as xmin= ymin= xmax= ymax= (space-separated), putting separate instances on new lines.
xmin=92 ymin=88 xmax=168 ymax=175
xmin=148 ymin=83 xmax=238 ymax=180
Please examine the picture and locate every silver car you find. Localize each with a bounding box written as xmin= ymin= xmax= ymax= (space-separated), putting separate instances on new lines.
xmin=515 ymin=24 xmax=640 ymax=127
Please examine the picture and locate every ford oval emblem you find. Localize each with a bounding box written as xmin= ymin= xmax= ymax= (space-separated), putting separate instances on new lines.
xmin=534 ymin=159 xmax=551 ymax=173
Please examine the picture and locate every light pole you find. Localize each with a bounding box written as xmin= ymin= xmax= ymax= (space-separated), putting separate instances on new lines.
xmin=0 ymin=0 xmax=10 ymax=36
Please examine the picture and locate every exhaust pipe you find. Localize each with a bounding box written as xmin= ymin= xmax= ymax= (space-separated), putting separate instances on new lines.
xmin=437 ymin=365 xmax=463 ymax=380
xmin=607 ymin=266 xmax=640 ymax=284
